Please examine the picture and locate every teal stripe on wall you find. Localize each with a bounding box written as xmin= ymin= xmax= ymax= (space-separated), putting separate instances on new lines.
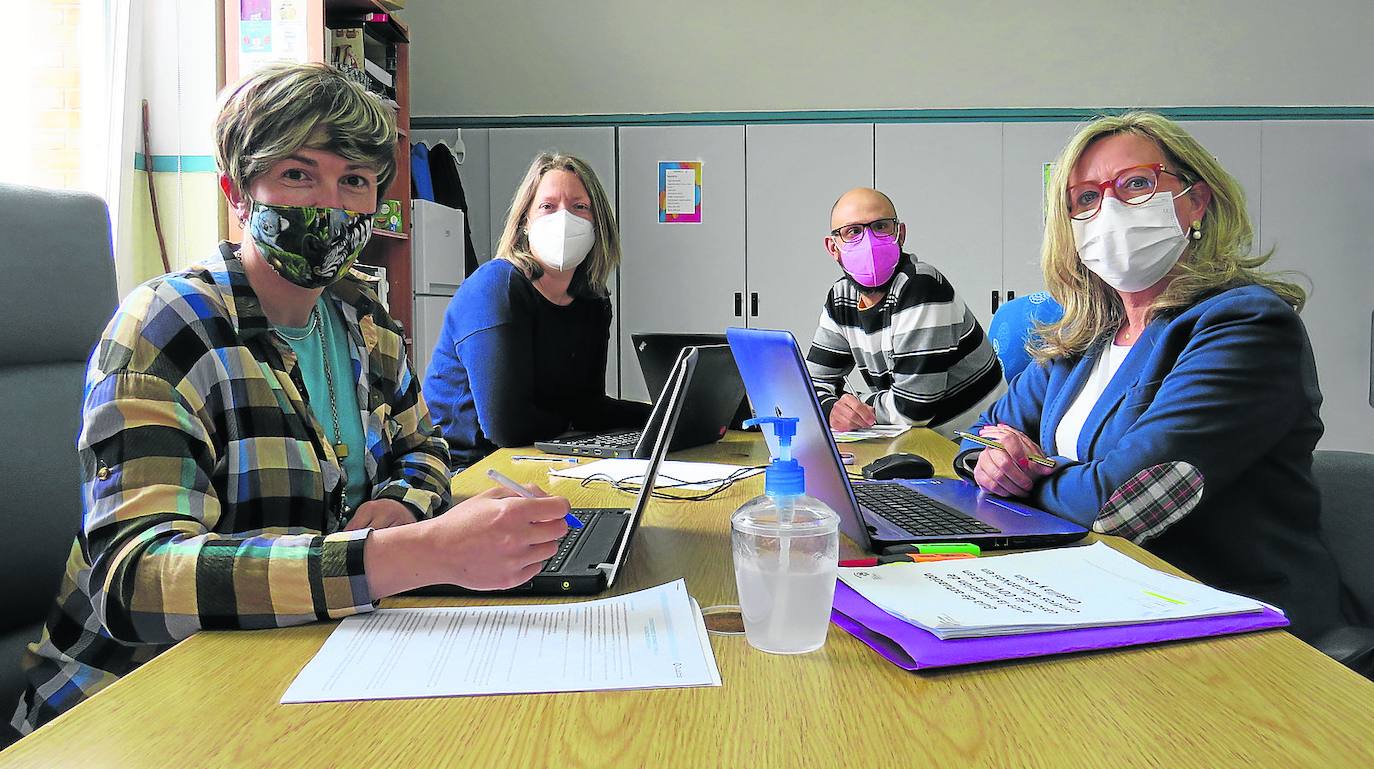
xmin=133 ymin=153 xmax=217 ymax=173
xmin=414 ymin=106 xmax=1374 ymax=130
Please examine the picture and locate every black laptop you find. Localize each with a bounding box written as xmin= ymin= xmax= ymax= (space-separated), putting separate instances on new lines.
xmin=534 ymin=344 xmax=744 ymax=459
xmin=411 ymin=347 xmax=697 ymax=597
xmin=632 ymin=332 xmax=751 ymax=429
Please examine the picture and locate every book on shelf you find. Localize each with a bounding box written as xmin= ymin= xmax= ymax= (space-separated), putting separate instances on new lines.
xmin=327 ymin=27 xmax=366 ymax=79
xmin=363 ymin=58 xmax=393 ymax=88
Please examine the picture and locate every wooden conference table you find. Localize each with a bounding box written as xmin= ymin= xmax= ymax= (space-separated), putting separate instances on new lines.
xmin=2 ymin=430 xmax=1373 ymax=768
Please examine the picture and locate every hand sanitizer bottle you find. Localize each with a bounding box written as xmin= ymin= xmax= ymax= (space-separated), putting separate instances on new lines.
xmin=731 ymin=416 xmax=840 ymax=654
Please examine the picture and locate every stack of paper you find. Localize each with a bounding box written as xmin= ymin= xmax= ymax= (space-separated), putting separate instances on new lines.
xmin=837 ymin=542 xmax=1268 ymax=640
xmin=281 ymin=580 xmax=720 ymax=703
xmin=832 ymin=424 xmax=913 ymax=443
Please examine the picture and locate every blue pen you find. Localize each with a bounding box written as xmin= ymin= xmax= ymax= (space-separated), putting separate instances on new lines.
xmin=485 ymin=468 xmax=583 ymax=529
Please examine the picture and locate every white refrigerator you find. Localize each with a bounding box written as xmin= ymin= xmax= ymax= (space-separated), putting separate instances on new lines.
xmin=410 ymin=200 xmax=467 ymax=381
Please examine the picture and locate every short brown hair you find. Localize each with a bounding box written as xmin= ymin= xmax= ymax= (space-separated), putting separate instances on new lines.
xmin=215 ymin=62 xmax=397 ymax=205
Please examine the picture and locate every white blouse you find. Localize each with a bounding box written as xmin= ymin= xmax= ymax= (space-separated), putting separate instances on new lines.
xmin=1053 ymin=343 xmax=1133 ymax=461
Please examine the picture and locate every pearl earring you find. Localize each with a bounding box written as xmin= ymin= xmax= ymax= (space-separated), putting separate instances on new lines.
xmin=1190 ymin=220 xmax=1203 ymax=240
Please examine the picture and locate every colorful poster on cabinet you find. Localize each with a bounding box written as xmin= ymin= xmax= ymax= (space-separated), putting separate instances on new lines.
xmin=658 ymin=161 xmax=702 ymax=223
xmin=239 ymin=0 xmax=308 ymax=77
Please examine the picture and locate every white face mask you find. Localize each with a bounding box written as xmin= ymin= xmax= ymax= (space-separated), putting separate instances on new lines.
xmin=1071 ymin=192 xmax=1189 ymax=293
xmin=526 ymin=209 xmax=594 ymax=273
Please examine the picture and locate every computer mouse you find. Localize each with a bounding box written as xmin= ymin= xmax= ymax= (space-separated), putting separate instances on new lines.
xmin=861 ymin=452 xmax=935 ymax=481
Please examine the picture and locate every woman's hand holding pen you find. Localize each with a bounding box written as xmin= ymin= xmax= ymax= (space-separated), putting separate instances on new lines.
xmin=972 ymin=424 xmax=1056 ymax=498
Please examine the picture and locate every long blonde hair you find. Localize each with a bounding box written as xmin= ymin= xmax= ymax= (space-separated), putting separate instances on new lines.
xmin=495 ymin=153 xmax=620 ymax=298
xmin=1035 ymin=112 xmax=1305 ymax=363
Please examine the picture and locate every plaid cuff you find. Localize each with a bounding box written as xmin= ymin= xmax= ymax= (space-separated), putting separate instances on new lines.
xmin=320 ymin=529 xmax=376 ymax=616
xmin=374 ymin=481 xmax=446 ymax=521
xmin=1093 ymin=461 xmax=1205 ymax=544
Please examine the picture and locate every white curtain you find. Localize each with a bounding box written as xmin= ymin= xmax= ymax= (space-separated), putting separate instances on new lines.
xmin=91 ymin=0 xmax=146 ymax=293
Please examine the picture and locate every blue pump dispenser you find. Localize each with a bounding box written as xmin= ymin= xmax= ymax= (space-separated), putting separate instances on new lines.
xmin=743 ymin=416 xmax=805 ymax=497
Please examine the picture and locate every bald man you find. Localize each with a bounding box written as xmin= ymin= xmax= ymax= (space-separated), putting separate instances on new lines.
xmin=805 ymin=188 xmax=1005 ymax=437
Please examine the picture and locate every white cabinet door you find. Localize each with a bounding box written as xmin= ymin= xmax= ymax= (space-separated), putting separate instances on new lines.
xmin=1260 ymin=121 xmax=1374 ymax=452
xmin=617 ymin=125 xmax=747 ymax=402
xmin=745 ymin=123 xmax=874 ymax=349
xmin=488 ymin=127 xmax=621 ymax=396
xmin=1001 ymin=122 xmax=1078 ymax=312
xmin=410 ymin=293 xmax=454 ymax=385
xmin=877 ymin=122 xmax=1004 ymax=328
xmin=1176 ymin=121 xmax=1263 ymax=249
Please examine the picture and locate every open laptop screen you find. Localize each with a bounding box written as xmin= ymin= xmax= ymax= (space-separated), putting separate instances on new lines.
xmin=603 ymin=346 xmax=699 ymax=587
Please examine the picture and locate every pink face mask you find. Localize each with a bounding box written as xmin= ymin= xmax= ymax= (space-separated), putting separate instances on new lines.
xmin=836 ymin=228 xmax=901 ymax=288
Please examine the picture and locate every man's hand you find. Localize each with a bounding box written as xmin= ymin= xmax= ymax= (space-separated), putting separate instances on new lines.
xmin=364 ymin=483 xmax=571 ymax=598
xmin=344 ymin=499 xmax=419 ymax=531
xmin=828 ymin=394 xmax=877 ymax=431
xmin=971 ymin=424 xmax=1056 ymax=498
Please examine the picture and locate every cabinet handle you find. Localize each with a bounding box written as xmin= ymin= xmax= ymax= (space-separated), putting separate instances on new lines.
xmin=750 ymin=292 xmax=759 ymax=317
xmin=734 ymin=292 xmax=743 ymax=317
xmin=1007 ymin=289 xmax=1016 ymax=302
xmin=991 ymin=290 xmax=1001 ymax=313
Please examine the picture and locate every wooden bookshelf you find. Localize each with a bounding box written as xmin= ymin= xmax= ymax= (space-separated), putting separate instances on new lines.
xmin=221 ymin=0 xmax=415 ymax=340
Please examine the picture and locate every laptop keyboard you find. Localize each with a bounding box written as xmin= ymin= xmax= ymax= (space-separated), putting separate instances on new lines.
xmin=551 ymin=430 xmax=641 ymax=449
xmin=545 ymin=509 xmax=602 ymax=572
xmin=853 ymin=482 xmax=1001 ymax=537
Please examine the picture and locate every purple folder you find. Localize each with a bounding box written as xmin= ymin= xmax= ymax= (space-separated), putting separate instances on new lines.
xmin=830 ymin=580 xmax=1290 ymax=670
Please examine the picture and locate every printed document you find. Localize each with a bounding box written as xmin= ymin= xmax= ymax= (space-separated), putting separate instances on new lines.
xmin=282 ymin=580 xmax=721 ymax=703
xmin=832 ymin=424 xmax=913 ymax=443
xmin=837 ymin=542 xmax=1269 ymax=639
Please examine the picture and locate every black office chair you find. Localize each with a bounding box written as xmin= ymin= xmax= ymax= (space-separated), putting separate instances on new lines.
xmin=0 ymin=183 xmax=117 ymax=745
xmin=1310 ymin=450 xmax=1374 ymax=678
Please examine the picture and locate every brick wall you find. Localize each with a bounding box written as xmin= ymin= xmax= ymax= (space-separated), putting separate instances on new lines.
xmin=33 ymin=0 xmax=85 ymax=191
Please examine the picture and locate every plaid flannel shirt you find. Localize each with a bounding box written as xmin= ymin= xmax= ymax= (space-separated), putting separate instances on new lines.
xmin=12 ymin=245 xmax=451 ymax=734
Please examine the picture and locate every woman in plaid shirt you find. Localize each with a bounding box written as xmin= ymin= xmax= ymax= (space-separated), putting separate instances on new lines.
xmin=11 ymin=63 xmax=571 ymax=735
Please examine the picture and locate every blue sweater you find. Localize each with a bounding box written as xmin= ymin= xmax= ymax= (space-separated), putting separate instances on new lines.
xmin=959 ymin=284 xmax=1341 ymax=640
xmin=423 ymin=259 xmax=649 ymax=468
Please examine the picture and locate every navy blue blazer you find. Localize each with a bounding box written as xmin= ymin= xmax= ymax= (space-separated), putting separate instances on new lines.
xmin=960 ymin=284 xmax=1341 ymax=640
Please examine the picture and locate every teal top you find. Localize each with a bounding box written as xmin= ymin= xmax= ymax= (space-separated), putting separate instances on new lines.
xmin=276 ymin=295 xmax=368 ymax=514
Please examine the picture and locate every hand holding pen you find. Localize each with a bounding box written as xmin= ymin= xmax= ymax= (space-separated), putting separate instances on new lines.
xmin=954 ymin=429 xmax=1056 ymax=468
xmin=487 ymin=469 xmax=584 ymax=530
xmin=957 ymin=426 xmax=1057 ymax=499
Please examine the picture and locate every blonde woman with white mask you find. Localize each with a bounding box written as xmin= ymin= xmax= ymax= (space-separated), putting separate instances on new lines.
xmin=424 ymin=153 xmax=649 ymax=469
xmin=954 ymin=112 xmax=1341 ymax=644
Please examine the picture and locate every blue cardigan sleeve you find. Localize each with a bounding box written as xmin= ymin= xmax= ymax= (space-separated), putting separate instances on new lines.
xmin=1029 ymin=293 xmax=1311 ymax=527
xmin=956 ymin=352 xmax=1057 ymax=471
xmin=456 ymin=317 xmax=571 ymax=447
xmin=441 ymin=263 xmax=570 ymax=447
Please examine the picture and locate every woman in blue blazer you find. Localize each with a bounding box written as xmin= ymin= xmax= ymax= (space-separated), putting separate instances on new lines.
xmin=959 ymin=112 xmax=1341 ymax=642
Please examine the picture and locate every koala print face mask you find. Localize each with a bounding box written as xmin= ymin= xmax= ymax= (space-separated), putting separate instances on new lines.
xmin=247 ymin=201 xmax=374 ymax=289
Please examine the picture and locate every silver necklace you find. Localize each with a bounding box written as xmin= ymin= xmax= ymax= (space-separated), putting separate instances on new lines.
xmin=273 ymin=307 xmax=320 ymax=342
xmin=275 ymin=304 xmax=352 ymax=527
xmin=275 ymin=306 xmax=348 ymax=460
xmin=309 ymin=305 xmax=348 ymax=461
xmin=318 ymin=321 xmax=348 ymax=461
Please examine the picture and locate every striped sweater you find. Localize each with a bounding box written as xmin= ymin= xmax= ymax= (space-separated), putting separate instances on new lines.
xmin=805 ymin=254 xmax=1005 ymax=437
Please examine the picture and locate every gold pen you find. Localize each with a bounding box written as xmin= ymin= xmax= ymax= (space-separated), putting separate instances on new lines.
xmin=954 ymin=430 xmax=1057 ymax=468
